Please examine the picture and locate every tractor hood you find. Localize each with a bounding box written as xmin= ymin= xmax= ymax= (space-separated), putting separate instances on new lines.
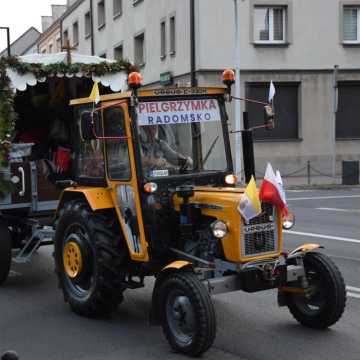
xmin=173 ymin=186 xmax=282 ymax=263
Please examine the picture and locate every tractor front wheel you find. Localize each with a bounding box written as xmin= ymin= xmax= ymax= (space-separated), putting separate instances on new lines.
xmin=54 ymin=201 xmax=127 ymax=317
xmin=0 ymin=222 xmax=11 ymax=286
xmin=158 ymin=271 xmax=216 ymax=356
xmin=286 ymin=252 xmax=346 ymax=329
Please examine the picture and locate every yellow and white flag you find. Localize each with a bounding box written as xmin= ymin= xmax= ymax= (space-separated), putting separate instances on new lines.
xmin=238 ymin=176 xmax=262 ymax=222
xmin=89 ymin=81 xmax=100 ymax=104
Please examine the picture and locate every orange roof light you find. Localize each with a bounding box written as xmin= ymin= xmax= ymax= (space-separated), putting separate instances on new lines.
xmin=128 ymin=72 xmax=143 ymax=89
xmin=222 ymin=69 xmax=235 ymax=86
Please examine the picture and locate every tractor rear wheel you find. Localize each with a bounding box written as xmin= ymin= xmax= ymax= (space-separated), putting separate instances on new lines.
xmin=54 ymin=200 xmax=127 ymax=317
xmin=158 ymin=271 xmax=216 ymax=356
xmin=0 ymin=222 xmax=11 ymax=286
xmin=286 ymin=252 xmax=346 ymax=329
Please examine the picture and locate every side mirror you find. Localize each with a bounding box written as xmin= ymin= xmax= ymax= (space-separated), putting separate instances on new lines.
xmin=80 ymin=111 xmax=102 ymax=141
xmin=264 ymin=105 xmax=275 ymax=130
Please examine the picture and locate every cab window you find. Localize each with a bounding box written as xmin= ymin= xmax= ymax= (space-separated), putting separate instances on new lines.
xmin=103 ymin=106 xmax=131 ymax=180
xmin=77 ymin=107 xmax=105 ymax=179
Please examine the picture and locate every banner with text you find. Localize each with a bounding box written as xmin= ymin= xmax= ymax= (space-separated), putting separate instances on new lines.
xmin=138 ymin=99 xmax=221 ymax=126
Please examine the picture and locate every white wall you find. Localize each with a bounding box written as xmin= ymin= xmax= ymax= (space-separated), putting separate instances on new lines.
xmin=197 ymin=0 xmax=360 ymax=71
xmin=91 ymin=0 xmax=191 ymax=83
xmin=62 ymin=0 xmax=92 ymax=55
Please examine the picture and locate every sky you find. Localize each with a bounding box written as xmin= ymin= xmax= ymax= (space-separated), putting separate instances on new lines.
xmin=0 ymin=0 xmax=66 ymax=52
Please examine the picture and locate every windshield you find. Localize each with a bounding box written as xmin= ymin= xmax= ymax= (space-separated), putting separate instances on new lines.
xmin=137 ymin=98 xmax=228 ymax=178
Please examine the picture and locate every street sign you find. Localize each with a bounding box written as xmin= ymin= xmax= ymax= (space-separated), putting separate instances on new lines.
xmin=160 ymin=72 xmax=173 ymax=86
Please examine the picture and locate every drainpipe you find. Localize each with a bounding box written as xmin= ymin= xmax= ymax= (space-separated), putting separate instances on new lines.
xmin=190 ymin=0 xmax=197 ymax=87
xmin=60 ymin=19 xmax=63 ymax=48
xmin=332 ymin=65 xmax=339 ymax=178
xmin=90 ymin=0 xmax=95 ymax=55
xmin=233 ymin=0 xmax=243 ymax=180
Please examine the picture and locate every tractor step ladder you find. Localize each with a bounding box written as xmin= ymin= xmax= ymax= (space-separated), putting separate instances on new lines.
xmin=12 ymin=225 xmax=55 ymax=264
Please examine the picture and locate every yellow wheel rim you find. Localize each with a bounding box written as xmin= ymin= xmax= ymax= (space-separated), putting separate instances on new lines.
xmin=63 ymin=241 xmax=83 ymax=279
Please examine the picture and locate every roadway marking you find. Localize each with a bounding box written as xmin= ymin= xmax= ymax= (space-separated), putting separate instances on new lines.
xmin=347 ymin=286 xmax=360 ymax=299
xmin=284 ymin=230 xmax=360 ymax=244
xmin=287 ymin=190 xmax=314 ymax=193
xmin=288 ymin=195 xmax=360 ymax=201
xmin=348 ymin=292 xmax=360 ymax=299
xmin=317 ymin=207 xmax=360 ymax=213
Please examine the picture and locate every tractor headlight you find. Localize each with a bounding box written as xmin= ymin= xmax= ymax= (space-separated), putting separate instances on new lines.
xmin=282 ymin=212 xmax=295 ymax=230
xmin=211 ymin=220 xmax=228 ymax=239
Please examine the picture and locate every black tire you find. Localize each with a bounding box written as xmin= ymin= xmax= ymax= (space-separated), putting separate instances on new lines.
xmin=0 ymin=222 xmax=11 ymax=286
xmin=287 ymin=252 xmax=346 ymax=329
xmin=158 ymin=270 xmax=216 ymax=357
xmin=54 ymin=200 xmax=127 ymax=317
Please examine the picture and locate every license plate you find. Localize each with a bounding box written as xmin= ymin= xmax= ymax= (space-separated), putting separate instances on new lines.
xmin=243 ymin=222 xmax=275 ymax=234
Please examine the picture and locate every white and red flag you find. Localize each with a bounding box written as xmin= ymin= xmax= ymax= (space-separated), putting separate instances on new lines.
xmin=268 ymin=81 xmax=276 ymax=103
xmin=275 ymin=170 xmax=287 ymax=205
xmin=260 ymin=163 xmax=289 ymax=217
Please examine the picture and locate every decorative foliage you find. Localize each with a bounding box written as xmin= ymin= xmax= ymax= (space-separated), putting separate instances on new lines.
xmin=0 ymin=55 xmax=134 ymax=198
xmin=2 ymin=55 xmax=135 ymax=78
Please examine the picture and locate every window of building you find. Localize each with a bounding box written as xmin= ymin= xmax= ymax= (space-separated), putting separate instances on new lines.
xmin=253 ymin=6 xmax=286 ymax=43
xmin=343 ymin=6 xmax=360 ymax=43
xmin=98 ymin=0 xmax=106 ymax=29
xmin=114 ymin=44 xmax=123 ymax=60
xmin=48 ymin=44 xmax=53 ymax=53
xmin=73 ymin=21 xmax=79 ymax=46
xmin=246 ymin=82 xmax=299 ymax=140
xmin=85 ymin=11 xmax=91 ymax=38
xmin=336 ymin=82 xmax=360 ymax=138
xmin=160 ymin=20 xmax=166 ymax=59
xmin=134 ymin=32 xmax=145 ymax=66
xmin=56 ymin=38 xmax=61 ymax=52
xmin=113 ymin=0 xmax=122 ymax=18
xmin=63 ymin=29 xmax=69 ymax=44
xmin=170 ymin=15 xmax=176 ymax=54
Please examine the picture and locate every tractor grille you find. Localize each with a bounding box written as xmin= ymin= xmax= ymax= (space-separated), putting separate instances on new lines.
xmin=241 ymin=203 xmax=278 ymax=257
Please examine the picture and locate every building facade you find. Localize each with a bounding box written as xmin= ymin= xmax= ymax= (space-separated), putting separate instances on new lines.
xmin=0 ymin=27 xmax=40 ymax=57
xmin=58 ymin=0 xmax=360 ymax=180
xmin=38 ymin=5 xmax=67 ymax=54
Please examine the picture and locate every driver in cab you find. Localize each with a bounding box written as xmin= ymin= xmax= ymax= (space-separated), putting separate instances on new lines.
xmin=140 ymin=125 xmax=193 ymax=172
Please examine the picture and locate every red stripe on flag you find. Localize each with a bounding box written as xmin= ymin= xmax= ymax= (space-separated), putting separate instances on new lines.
xmin=260 ymin=179 xmax=288 ymax=217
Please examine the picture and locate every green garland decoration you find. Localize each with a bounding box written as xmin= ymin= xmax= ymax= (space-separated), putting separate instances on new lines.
xmin=0 ymin=55 xmax=135 ymax=198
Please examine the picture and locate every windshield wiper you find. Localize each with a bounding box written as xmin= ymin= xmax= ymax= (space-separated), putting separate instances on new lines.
xmin=203 ymin=136 xmax=219 ymax=166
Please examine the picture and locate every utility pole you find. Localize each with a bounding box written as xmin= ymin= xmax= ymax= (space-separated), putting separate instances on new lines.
xmin=233 ymin=0 xmax=243 ymax=179
xmin=190 ymin=0 xmax=197 ymax=87
xmin=332 ymin=65 xmax=339 ymax=178
xmin=0 ymin=27 xmax=10 ymax=56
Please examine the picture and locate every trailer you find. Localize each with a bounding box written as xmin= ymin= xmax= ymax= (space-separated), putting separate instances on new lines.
xmin=0 ymin=52 xmax=130 ymax=284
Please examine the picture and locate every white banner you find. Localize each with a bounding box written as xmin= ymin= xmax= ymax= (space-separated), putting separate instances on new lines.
xmin=138 ymin=99 xmax=221 ymax=126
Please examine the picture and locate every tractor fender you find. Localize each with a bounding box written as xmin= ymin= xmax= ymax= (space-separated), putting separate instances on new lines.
xmin=150 ymin=260 xmax=193 ymax=326
xmin=162 ymin=260 xmax=193 ymax=271
xmin=57 ymin=187 xmax=115 ymax=215
xmin=289 ymin=243 xmax=323 ymax=257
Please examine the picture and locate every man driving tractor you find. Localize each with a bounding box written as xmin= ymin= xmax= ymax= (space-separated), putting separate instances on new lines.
xmin=139 ymin=124 xmax=193 ymax=171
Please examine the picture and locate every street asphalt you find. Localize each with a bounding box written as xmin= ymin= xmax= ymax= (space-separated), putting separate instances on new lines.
xmin=1 ymin=188 xmax=360 ymax=360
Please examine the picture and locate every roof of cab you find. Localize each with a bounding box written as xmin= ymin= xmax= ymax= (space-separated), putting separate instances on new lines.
xmin=69 ymin=87 xmax=226 ymax=106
